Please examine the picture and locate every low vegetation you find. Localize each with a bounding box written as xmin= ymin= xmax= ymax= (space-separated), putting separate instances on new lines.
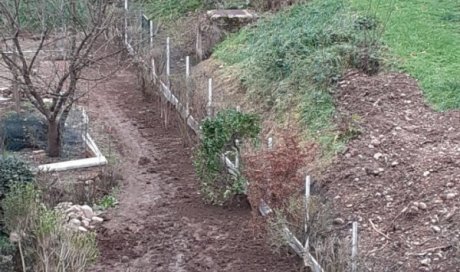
xmin=351 ymin=0 xmax=460 ymax=110
xmin=0 ymin=155 xmax=118 ymax=270
xmin=2 ymin=183 xmax=98 ymax=272
xmin=214 ymin=0 xmax=382 ymax=155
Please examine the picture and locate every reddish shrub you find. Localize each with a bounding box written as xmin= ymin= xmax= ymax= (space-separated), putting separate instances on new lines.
xmin=243 ymin=131 xmax=317 ymax=219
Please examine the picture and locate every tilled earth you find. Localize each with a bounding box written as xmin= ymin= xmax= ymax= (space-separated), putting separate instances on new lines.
xmin=323 ymin=71 xmax=460 ymax=271
xmin=87 ymin=63 xmax=300 ymax=272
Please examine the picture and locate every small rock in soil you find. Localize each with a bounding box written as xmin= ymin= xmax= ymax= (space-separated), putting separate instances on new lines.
xmin=333 ymin=218 xmax=345 ymax=225
xmin=80 ymin=205 xmax=94 ymax=219
xmin=420 ymin=258 xmax=431 ymax=266
xmin=67 ymin=212 xmax=78 ymax=219
xmin=92 ymin=216 xmax=104 ymax=223
xmin=82 ymin=219 xmax=91 ymax=228
xmin=445 ymin=193 xmax=457 ymax=200
xmin=374 ymin=153 xmax=383 ymax=160
xmin=122 ymin=256 xmax=130 ymax=263
xmin=70 ymin=218 xmax=81 ymax=226
xmin=423 ymin=171 xmax=430 ymax=177
xmin=138 ymin=156 xmax=151 ymax=166
xmin=417 ymin=202 xmax=427 ymax=210
xmin=371 ymin=138 xmax=381 ymax=146
xmin=65 ymin=205 xmax=81 ymax=214
xmin=78 ymin=226 xmax=88 ymax=232
xmin=431 ymin=225 xmax=441 ymax=233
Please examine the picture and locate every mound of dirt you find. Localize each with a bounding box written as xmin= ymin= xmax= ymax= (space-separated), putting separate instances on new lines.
xmin=322 ymin=71 xmax=460 ymax=271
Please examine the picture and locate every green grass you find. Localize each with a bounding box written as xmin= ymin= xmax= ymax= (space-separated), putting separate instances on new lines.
xmin=214 ymin=0 xmax=380 ymax=155
xmin=144 ymin=0 xmax=203 ymax=21
xmin=350 ymin=0 xmax=460 ymax=110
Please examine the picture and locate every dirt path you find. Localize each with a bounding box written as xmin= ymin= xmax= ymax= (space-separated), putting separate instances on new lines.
xmin=86 ymin=64 xmax=299 ymax=272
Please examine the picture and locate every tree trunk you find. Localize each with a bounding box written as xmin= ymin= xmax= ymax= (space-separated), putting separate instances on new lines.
xmin=12 ymin=51 xmax=21 ymax=114
xmin=47 ymin=120 xmax=60 ymax=157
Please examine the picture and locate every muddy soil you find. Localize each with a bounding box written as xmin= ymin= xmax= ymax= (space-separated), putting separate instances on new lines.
xmin=323 ymin=71 xmax=460 ymax=271
xmin=86 ymin=62 xmax=300 ymax=271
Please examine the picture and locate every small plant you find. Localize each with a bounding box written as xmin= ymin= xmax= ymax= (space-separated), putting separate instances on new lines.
xmin=0 ymin=235 xmax=15 ymax=255
xmin=193 ymin=109 xmax=260 ymax=205
xmin=0 ymin=156 xmax=34 ymax=236
xmin=97 ymin=195 xmax=118 ymax=210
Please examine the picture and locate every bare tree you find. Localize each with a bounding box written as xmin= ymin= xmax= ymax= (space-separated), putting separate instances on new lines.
xmin=0 ymin=0 xmax=123 ymax=157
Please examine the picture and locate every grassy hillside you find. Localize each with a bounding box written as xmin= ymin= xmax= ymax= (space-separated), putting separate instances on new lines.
xmin=214 ymin=0 xmax=381 ymax=154
xmin=351 ymin=0 xmax=460 ymax=110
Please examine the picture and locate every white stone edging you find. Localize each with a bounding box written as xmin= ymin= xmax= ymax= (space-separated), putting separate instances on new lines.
xmin=37 ymin=133 xmax=107 ymax=172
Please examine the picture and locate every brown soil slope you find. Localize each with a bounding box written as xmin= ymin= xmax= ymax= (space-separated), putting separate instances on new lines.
xmin=323 ymin=71 xmax=460 ymax=271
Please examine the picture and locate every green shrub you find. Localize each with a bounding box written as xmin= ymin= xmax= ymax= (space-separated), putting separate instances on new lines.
xmin=0 ymin=156 xmax=34 ymax=236
xmin=194 ymin=109 xmax=260 ymax=204
xmin=0 ymin=235 xmax=15 ymax=255
xmin=0 ymin=156 xmax=34 ymax=199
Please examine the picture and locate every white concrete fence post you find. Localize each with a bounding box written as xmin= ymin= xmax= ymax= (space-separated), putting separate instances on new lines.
xmin=151 ymin=58 xmax=156 ymax=84
xmin=149 ymin=20 xmax=154 ymax=48
xmin=124 ymin=0 xmax=128 ymax=46
xmin=352 ymin=222 xmax=359 ymax=272
xmin=166 ymin=37 xmax=170 ymax=86
xmin=185 ymin=56 xmax=190 ymax=116
xmin=207 ymin=78 xmax=213 ymax=117
xmin=304 ymin=175 xmax=311 ymax=246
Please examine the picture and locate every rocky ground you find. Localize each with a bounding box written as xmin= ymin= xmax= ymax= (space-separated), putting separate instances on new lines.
xmin=323 ymin=71 xmax=460 ymax=271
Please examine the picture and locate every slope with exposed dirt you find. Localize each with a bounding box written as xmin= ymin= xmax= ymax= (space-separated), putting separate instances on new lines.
xmin=322 ymin=71 xmax=460 ymax=271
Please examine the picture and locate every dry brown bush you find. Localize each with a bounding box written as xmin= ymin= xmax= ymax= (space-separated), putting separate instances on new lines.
xmin=243 ymin=130 xmax=317 ymax=218
xmin=36 ymin=166 xmax=122 ymax=208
